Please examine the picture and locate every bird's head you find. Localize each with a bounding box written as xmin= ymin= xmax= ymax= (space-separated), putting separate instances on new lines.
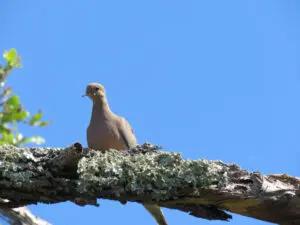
xmin=83 ymin=83 xmax=106 ymax=101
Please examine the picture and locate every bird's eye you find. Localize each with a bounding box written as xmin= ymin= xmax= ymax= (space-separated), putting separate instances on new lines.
xmin=95 ymin=87 xmax=100 ymax=91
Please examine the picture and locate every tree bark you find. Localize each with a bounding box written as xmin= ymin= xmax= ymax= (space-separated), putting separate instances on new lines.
xmin=0 ymin=143 xmax=299 ymax=225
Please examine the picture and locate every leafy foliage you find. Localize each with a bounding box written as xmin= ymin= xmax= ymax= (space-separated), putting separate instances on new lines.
xmin=0 ymin=49 xmax=50 ymax=146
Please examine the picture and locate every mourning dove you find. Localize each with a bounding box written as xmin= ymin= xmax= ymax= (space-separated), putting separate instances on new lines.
xmin=84 ymin=83 xmax=168 ymax=225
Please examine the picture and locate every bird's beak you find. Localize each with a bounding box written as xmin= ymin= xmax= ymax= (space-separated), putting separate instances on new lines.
xmin=82 ymin=93 xmax=87 ymax=97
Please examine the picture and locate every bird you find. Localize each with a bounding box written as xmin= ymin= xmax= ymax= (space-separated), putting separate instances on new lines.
xmin=83 ymin=82 xmax=168 ymax=225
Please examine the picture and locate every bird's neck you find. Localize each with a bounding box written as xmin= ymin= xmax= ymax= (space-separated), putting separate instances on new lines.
xmin=92 ymin=98 xmax=111 ymax=117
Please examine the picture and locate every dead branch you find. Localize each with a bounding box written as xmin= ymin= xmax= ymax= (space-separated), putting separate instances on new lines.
xmin=0 ymin=204 xmax=51 ymax=225
xmin=0 ymin=143 xmax=298 ymax=225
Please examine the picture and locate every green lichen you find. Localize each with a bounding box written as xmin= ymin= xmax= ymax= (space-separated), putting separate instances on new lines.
xmin=77 ymin=150 xmax=228 ymax=201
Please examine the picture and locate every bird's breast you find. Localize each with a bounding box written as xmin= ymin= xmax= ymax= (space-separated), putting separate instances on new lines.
xmin=87 ymin=120 xmax=124 ymax=151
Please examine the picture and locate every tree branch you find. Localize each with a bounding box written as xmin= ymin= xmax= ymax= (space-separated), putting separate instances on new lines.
xmin=0 ymin=204 xmax=51 ymax=225
xmin=0 ymin=143 xmax=299 ymax=224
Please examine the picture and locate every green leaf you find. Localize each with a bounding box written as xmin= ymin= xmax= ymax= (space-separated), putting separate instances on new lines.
xmin=0 ymin=124 xmax=11 ymax=133
xmin=14 ymin=110 xmax=29 ymax=121
xmin=3 ymin=49 xmax=22 ymax=68
xmin=2 ymin=111 xmax=29 ymax=123
xmin=0 ymin=67 xmax=4 ymax=78
xmin=2 ymin=132 xmax=14 ymax=144
xmin=38 ymin=121 xmax=50 ymax=127
xmin=1 ymin=114 xmax=14 ymax=123
xmin=29 ymin=111 xmax=42 ymax=125
xmin=3 ymin=49 xmax=17 ymax=64
xmin=0 ymin=49 xmax=50 ymax=148
xmin=15 ymin=56 xmax=22 ymax=68
xmin=6 ymin=95 xmax=20 ymax=111
xmin=0 ymin=140 xmax=5 ymax=146
xmin=21 ymin=136 xmax=45 ymax=145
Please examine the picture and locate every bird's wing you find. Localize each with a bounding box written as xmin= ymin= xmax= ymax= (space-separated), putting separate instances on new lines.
xmin=117 ymin=117 xmax=138 ymax=149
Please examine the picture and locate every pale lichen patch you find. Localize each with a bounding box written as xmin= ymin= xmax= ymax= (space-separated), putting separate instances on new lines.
xmin=77 ymin=150 xmax=228 ymax=201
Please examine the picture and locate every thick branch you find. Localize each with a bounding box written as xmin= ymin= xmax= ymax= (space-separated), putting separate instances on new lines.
xmin=0 ymin=143 xmax=299 ymax=224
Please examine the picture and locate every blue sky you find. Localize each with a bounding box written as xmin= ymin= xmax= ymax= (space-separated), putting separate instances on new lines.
xmin=1 ymin=1 xmax=299 ymax=224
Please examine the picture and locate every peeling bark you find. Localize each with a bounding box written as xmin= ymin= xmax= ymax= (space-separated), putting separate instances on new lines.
xmin=0 ymin=143 xmax=299 ymax=224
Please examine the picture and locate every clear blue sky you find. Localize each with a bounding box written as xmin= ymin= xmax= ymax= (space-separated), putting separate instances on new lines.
xmin=1 ymin=1 xmax=299 ymax=225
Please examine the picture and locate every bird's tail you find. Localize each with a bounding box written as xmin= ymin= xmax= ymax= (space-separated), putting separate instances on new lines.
xmin=143 ymin=203 xmax=168 ymax=225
